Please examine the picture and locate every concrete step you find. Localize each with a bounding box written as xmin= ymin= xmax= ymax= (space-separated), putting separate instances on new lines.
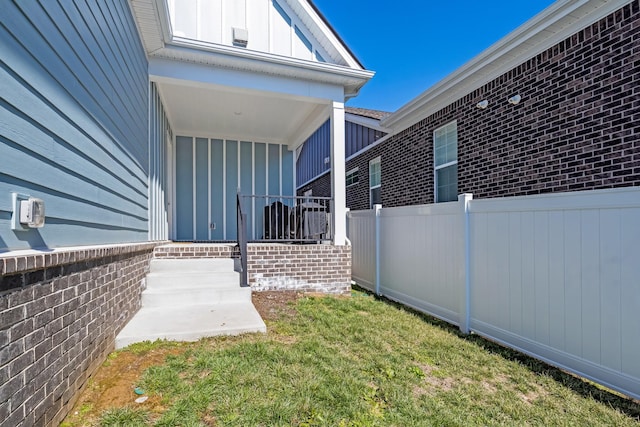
xmin=115 ymin=302 xmax=266 ymax=349
xmin=149 ymin=258 xmax=235 ymax=273
xmin=145 ymin=271 xmax=240 ymax=289
xmin=142 ymin=285 xmax=251 ymax=307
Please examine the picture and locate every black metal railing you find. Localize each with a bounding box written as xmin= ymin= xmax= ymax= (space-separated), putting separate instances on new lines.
xmin=237 ymin=194 xmax=333 ymax=243
xmin=236 ymin=190 xmax=248 ymax=287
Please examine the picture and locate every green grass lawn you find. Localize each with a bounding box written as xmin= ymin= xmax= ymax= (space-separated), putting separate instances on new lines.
xmin=93 ymin=289 xmax=639 ymax=426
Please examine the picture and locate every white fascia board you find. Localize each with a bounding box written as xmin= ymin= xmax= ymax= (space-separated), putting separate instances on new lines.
xmin=155 ymin=40 xmax=372 ymax=100
xmin=382 ymin=0 xmax=632 ymax=132
xmin=345 ymin=113 xmax=392 ymax=134
xmin=149 ymin=56 xmax=346 ymax=103
xmin=285 ymin=0 xmax=363 ymax=70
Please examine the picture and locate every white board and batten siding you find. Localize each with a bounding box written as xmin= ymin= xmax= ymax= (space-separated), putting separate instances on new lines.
xmin=0 ymin=1 xmax=149 ymax=251
xmin=168 ymin=0 xmax=333 ymax=64
xmin=347 ymin=187 xmax=640 ymax=400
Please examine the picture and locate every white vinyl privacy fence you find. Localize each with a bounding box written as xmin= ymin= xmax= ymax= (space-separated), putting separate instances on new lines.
xmin=347 ymin=187 xmax=640 ymax=400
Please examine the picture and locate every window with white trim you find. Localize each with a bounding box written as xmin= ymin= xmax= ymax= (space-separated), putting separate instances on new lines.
xmin=434 ymin=121 xmax=458 ymax=202
xmin=369 ymin=157 xmax=381 ymax=208
xmin=346 ymin=167 xmax=359 ymax=187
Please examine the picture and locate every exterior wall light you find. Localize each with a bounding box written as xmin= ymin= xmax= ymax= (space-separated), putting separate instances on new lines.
xmin=477 ymin=100 xmax=489 ymax=109
xmin=508 ymin=94 xmax=522 ymax=105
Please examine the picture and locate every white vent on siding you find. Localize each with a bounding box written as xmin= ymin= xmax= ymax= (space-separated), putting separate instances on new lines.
xmin=232 ymin=27 xmax=248 ymax=47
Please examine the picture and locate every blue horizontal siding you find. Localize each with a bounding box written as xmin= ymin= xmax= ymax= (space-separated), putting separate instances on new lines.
xmin=0 ymin=0 xmax=149 ymax=251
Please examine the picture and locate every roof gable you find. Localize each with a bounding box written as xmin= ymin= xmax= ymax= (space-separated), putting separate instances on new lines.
xmin=129 ymin=0 xmax=373 ymax=99
xmin=132 ymin=0 xmax=362 ymax=69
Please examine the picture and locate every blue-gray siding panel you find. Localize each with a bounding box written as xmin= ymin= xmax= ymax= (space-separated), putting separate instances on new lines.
xmin=282 ymin=145 xmax=294 ymax=196
xmin=173 ymin=138 xmax=293 ymax=241
xmin=210 ymin=139 xmax=224 ymax=240
xmin=254 ymin=143 xmax=267 ymax=239
xmin=225 ymin=141 xmax=239 ymax=240
xmin=195 ymin=138 xmax=209 ymax=240
xmin=0 ymin=0 xmax=149 ymax=251
xmin=175 ymin=137 xmax=193 ymax=240
xmin=268 ymin=144 xmax=281 ymax=196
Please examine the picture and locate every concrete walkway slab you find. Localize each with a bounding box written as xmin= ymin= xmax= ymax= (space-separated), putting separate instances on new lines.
xmin=115 ymin=303 xmax=266 ymax=349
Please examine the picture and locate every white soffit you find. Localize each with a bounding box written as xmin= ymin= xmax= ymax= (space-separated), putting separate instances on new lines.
xmin=128 ymin=0 xmax=164 ymax=53
xmin=382 ymin=0 xmax=633 ymax=131
xmin=157 ymin=81 xmax=323 ymax=145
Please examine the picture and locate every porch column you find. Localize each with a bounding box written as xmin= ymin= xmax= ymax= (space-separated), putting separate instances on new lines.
xmin=330 ymin=101 xmax=346 ymax=245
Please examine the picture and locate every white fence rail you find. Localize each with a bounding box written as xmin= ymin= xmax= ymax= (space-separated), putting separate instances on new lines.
xmin=347 ymin=187 xmax=640 ymax=400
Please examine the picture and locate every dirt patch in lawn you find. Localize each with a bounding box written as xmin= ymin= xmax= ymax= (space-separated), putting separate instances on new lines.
xmin=251 ymin=290 xmax=304 ymax=321
xmin=62 ymin=346 xmax=185 ymax=426
xmin=62 ymin=291 xmax=301 ymax=426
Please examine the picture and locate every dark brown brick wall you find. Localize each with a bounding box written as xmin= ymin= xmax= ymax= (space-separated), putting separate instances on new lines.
xmin=0 ymin=243 xmax=157 ymax=427
xmin=301 ymin=2 xmax=640 ymax=210
xmin=298 ymin=172 xmax=332 ymax=199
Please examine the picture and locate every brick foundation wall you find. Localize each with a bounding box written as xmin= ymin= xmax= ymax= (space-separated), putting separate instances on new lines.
xmin=153 ymin=244 xmax=236 ymax=258
xmin=247 ymin=244 xmax=351 ymax=294
xmin=0 ymin=243 xmax=158 ymax=427
xmin=153 ymin=243 xmax=352 ymax=295
xmin=306 ymin=3 xmax=640 ymax=211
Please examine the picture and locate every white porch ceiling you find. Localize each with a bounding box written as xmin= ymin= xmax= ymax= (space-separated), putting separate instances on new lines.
xmin=158 ymin=81 xmax=324 ymax=145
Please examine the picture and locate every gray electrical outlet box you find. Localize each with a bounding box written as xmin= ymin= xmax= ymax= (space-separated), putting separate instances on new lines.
xmin=11 ymin=192 xmax=45 ymax=230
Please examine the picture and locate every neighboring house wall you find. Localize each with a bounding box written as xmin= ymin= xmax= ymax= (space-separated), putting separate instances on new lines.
xmin=174 ymin=137 xmax=294 ymax=241
xmin=297 ymin=115 xmax=385 ymax=197
xmin=296 ymin=120 xmax=331 ymax=189
xmin=0 ymin=0 xmax=149 ymax=251
xmin=0 ymin=243 xmax=158 ymax=426
xmin=298 ymin=173 xmax=332 ymax=199
xmin=335 ymin=2 xmax=640 ymax=211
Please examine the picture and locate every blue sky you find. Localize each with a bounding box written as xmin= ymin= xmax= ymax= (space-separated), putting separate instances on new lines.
xmin=313 ymin=0 xmax=557 ymax=112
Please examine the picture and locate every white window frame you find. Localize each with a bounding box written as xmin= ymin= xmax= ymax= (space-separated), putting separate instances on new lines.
xmin=369 ymin=157 xmax=381 ymax=208
xmin=346 ymin=167 xmax=359 ymax=187
xmin=434 ymin=121 xmax=458 ymax=203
